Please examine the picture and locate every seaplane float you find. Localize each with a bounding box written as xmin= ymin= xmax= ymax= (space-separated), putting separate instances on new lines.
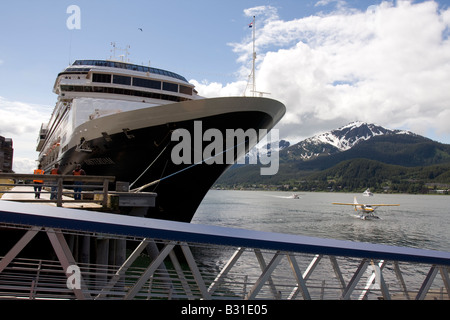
xmin=332 ymin=197 xmax=399 ymax=220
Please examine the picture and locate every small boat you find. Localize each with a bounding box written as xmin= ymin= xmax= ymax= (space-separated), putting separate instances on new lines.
xmin=363 ymin=188 xmax=373 ymax=196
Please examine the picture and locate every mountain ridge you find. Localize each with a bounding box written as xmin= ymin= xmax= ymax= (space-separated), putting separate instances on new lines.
xmin=283 ymin=121 xmax=419 ymax=161
xmin=216 ymin=122 xmax=450 ymax=193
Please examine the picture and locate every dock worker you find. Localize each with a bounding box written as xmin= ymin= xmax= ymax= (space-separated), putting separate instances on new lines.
xmin=72 ymin=164 xmax=86 ymax=200
xmin=33 ymin=164 xmax=45 ymax=199
xmin=50 ymin=163 xmax=61 ymax=200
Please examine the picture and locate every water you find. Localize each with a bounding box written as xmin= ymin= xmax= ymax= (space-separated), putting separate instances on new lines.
xmin=190 ymin=190 xmax=450 ymax=299
xmin=193 ymin=190 xmax=450 ymax=252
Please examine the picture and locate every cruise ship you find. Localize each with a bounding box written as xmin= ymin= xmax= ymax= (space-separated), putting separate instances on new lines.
xmin=36 ymin=59 xmax=285 ymax=222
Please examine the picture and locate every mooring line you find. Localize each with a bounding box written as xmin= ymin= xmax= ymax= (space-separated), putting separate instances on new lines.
xmin=129 ymin=144 xmax=169 ymax=189
xmin=131 ymin=138 xmax=250 ymax=193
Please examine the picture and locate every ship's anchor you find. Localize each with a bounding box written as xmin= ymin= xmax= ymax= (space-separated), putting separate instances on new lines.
xmin=123 ymin=128 xmax=135 ymax=139
xmin=75 ymin=137 xmax=93 ymax=153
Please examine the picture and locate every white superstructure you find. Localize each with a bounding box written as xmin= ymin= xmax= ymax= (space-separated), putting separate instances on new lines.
xmin=37 ymin=59 xmax=200 ymax=168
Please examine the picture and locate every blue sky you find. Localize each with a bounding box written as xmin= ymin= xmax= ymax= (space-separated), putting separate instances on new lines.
xmin=1 ymin=0 xmax=450 ymax=173
xmin=0 ymin=0 xmax=380 ymax=104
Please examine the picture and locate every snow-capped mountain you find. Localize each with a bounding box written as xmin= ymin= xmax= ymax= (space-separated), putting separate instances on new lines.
xmin=217 ymin=121 xmax=450 ymax=187
xmin=285 ymin=121 xmax=415 ymax=160
xmin=244 ymin=139 xmax=290 ymax=164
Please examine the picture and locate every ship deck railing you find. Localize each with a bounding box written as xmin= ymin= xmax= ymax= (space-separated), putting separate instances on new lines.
xmin=0 ymin=173 xmax=115 ymax=208
xmin=0 ymin=200 xmax=449 ymax=301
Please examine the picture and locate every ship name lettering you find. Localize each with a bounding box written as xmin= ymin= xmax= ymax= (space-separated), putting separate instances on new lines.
xmin=84 ymin=157 xmax=115 ymax=166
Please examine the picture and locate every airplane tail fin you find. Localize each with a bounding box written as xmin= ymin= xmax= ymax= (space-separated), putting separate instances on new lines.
xmin=353 ymin=196 xmax=358 ymax=211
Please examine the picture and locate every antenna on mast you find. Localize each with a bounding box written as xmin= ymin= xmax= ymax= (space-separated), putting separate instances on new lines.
xmin=251 ymin=15 xmax=256 ymax=97
xmin=244 ymin=17 xmax=270 ymax=97
xmin=244 ymin=16 xmax=257 ymax=97
xmin=109 ymin=42 xmax=131 ymax=62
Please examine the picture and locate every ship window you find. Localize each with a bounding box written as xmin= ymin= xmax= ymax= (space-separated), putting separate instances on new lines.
xmin=163 ymin=82 xmax=178 ymax=93
xmin=58 ymin=85 xmax=191 ymax=103
xmin=60 ymin=85 xmax=73 ymax=91
xmin=93 ymin=73 xmax=112 ymax=83
xmin=179 ymin=85 xmax=193 ymax=95
xmin=113 ymin=75 xmax=131 ymax=85
xmin=133 ymin=77 xmax=161 ymax=89
xmin=72 ymin=60 xmax=189 ymax=83
xmin=115 ymin=62 xmax=126 ymax=69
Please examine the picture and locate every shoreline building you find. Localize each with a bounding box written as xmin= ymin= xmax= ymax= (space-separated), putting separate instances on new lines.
xmin=0 ymin=136 xmax=13 ymax=172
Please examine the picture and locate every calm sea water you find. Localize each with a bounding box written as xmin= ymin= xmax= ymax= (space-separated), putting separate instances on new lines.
xmin=190 ymin=190 xmax=449 ymax=298
xmin=193 ymin=190 xmax=450 ymax=252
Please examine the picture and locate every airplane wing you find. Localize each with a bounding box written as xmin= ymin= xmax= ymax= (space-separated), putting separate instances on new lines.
xmin=332 ymin=202 xmax=399 ymax=206
xmin=367 ymin=204 xmax=400 ymax=207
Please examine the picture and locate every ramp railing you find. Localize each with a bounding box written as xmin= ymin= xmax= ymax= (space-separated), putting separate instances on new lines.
xmin=0 ymin=201 xmax=449 ymax=300
xmin=0 ymin=173 xmax=115 ymax=207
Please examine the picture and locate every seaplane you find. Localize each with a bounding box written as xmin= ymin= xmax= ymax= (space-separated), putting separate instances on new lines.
xmin=332 ymin=197 xmax=400 ymax=220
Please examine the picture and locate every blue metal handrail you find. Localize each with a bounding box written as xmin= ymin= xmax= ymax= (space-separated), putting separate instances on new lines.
xmin=0 ymin=200 xmax=449 ymax=267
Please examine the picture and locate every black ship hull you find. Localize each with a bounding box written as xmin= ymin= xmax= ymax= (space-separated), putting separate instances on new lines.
xmin=51 ymin=97 xmax=285 ymax=222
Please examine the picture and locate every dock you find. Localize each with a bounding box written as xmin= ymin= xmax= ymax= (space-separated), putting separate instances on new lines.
xmin=1 ymin=185 xmax=104 ymax=209
xmin=0 ymin=173 xmax=115 ymax=208
xmin=0 ymin=174 xmax=449 ymax=300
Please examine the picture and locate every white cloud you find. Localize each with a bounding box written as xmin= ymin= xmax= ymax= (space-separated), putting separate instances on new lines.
xmin=244 ymin=6 xmax=279 ymax=22
xmin=12 ymin=157 xmax=38 ymax=174
xmin=315 ymin=0 xmax=348 ymax=10
xmin=195 ymin=1 xmax=450 ymax=143
xmin=0 ymin=96 xmax=50 ymax=173
xmin=189 ymin=79 xmax=247 ymax=97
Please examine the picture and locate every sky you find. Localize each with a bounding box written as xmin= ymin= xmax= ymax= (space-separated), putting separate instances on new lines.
xmin=1 ymin=0 xmax=450 ymax=173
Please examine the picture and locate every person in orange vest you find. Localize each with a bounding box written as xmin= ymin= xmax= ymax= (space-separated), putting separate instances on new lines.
xmin=72 ymin=164 xmax=86 ymax=200
xmin=33 ymin=164 xmax=45 ymax=199
xmin=50 ymin=163 xmax=61 ymax=200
